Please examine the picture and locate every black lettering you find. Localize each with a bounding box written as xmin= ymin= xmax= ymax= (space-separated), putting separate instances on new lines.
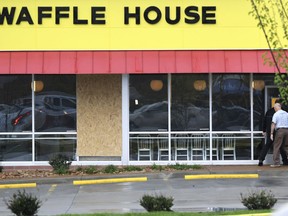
xmin=144 ymin=6 xmax=161 ymax=24
xmin=91 ymin=7 xmax=105 ymax=24
xmin=202 ymin=6 xmax=216 ymax=24
xmin=38 ymin=7 xmax=52 ymax=24
xmin=16 ymin=7 xmax=33 ymax=24
xmin=185 ymin=6 xmax=200 ymax=24
xmin=0 ymin=7 xmax=16 ymax=24
xmin=55 ymin=7 xmax=69 ymax=24
xmin=73 ymin=7 xmax=88 ymax=24
xmin=165 ymin=6 xmax=180 ymax=25
xmin=124 ymin=7 xmax=140 ymax=25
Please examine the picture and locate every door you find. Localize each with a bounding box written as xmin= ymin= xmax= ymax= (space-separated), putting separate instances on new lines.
xmin=265 ymin=86 xmax=280 ymax=113
xmin=264 ymin=86 xmax=279 ymax=160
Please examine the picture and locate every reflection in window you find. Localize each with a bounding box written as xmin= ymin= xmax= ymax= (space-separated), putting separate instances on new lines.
xmin=129 ymin=75 xmax=168 ymax=131
xmin=171 ymin=75 xmax=209 ymax=131
xmin=0 ymin=137 xmax=32 ymax=161
xmin=128 ymin=74 xmax=276 ymax=162
xmin=35 ymin=136 xmax=76 ymax=161
xmin=0 ymin=75 xmax=77 ymax=162
xmin=253 ymin=74 xmax=276 ymax=131
xmin=0 ymin=75 xmax=32 ymax=132
xmin=212 ymin=74 xmax=251 ymax=131
xmin=34 ymin=75 xmax=76 ymax=132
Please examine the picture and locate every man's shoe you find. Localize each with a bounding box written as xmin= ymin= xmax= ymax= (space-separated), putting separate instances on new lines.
xmin=258 ymin=161 xmax=263 ymax=166
xmin=283 ymin=162 xmax=288 ymax=166
xmin=270 ymin=164 xmax=281 ymax=168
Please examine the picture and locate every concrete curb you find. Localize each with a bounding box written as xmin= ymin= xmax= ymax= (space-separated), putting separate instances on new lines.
xmin=185 ymin=174 xmax=259 ymax=179
xmin=0 ymin=183 xmax=36 ymax=189
xmin=0 ymin=166 xmax=287 ymax=186
xmin=0 ymin=173 xmax=261 ymax=188
xmin=73 ymin=177 xmax=148 ymax=185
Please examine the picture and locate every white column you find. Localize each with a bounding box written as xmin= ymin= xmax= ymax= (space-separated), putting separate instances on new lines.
xmin=122 ymin=74 xmax=129 ymax=165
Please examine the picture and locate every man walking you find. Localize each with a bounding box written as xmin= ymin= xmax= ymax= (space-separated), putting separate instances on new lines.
xmin=258 ymin=101 xmax=288 ymax=166
xmin=270 ymin=103 xmax=288 ymax=167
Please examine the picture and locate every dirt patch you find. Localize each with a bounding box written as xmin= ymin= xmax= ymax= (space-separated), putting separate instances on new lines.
xmin=0 ymin=165 xmax=272 ymax=180
xmin=0 ymin=165 xmax=200 ymax=180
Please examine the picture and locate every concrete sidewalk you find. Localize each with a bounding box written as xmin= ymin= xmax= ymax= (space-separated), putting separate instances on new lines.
xmin=0 ymin=164 xmax=287 ymax=186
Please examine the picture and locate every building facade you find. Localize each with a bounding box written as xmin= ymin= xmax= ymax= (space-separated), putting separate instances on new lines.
xmin=0 ymin=0 xmax=282 ymax=166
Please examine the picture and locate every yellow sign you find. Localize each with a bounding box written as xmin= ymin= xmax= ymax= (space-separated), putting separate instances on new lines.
xmin=0 ymin=0 xmax=268 ymax=50
xmin=271 ymin=98 xmax=280 ymax=107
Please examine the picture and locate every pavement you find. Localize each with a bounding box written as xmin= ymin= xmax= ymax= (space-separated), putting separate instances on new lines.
xmin=1 ymin=165 xmax=288 ymax=216
xmin=1 ymin=164 xmax=288 ymax=186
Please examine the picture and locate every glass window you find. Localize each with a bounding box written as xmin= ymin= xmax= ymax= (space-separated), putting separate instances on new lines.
xmin=0 ymin=75 xmax=32 ymax=132
xmin=129 ymin=75 xmax=168 ymax=131
xmin=62 ymin=99 xmax=76 ymax=108
xmin=0 ymin=135 xmax=32 ymax=161
xmin=212 ymin=74 xmax=251 ymax=131
xmin=34 ymin=75 xmax=76 ymax=132
xmin=0 ymin=75 xmax=77 ymax=162
xmin=35 ymin=134 xmax=76 ymax=161
xmin=171 ymin=75 xmax=209 ymax=131
xmin=128 ymin=73 xmax=277 ymax=162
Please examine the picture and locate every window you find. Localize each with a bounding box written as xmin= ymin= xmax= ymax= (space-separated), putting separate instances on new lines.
xmin=171 ymin=74 xmax=209 ymax=131
xmin=34 ymin=75 xmax=76 ymax=161
xmin=129 ymin=74 xmax=266 ymax=162
xmin=34 ymin=75 xmax=76 ymax=132
xmin=129 ymin=75 xmax=168 ymax=132
xmin=212 ymin=74 xmax=251 ymax=131
xmin=0 ymin=75 xmax=77 ymax=162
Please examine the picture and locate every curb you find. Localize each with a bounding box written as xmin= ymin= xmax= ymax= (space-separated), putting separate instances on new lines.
xmin=185 ymin=174 xmax=259 ymax=179
xmin=1 ymin=167 xmax=284 ymax=186
xmin=73 ymin=177 xmax=148 ymax=185
xmin=0 ymin=183 xmax=37 ymax=189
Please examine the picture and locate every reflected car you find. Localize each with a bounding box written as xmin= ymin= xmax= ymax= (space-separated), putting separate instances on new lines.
xmin=0 ymin=104 xmax=23 ymax=132
xmin=36 ymin=93 xmax=76 ymax=131
xmin=130 ymin=101 xmax=261 ymax=132
xmin=0 ymin=103 xmax=41 ymax=132
xmin=11 ymin=92 xmax=76 ymax=132
xmin=130 ymin=101 xmax=168 ymax=131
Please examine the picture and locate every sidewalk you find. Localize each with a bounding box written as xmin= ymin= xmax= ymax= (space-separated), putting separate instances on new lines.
xmin=1 ymin=164 xmax=287 ymax=185
xmin=203 ymin=164 xmax=288 ymax=175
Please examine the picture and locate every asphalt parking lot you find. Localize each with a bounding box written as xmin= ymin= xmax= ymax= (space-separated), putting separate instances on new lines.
xmin=0 ymin=166 xmax=288 ymax=216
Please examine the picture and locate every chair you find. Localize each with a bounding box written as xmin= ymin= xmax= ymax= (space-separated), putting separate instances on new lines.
xmin=137 ymin=135 xmax=153 ymax=161
xmin=205 ymin=135 xmax=219 ymax=160
xmin=221 ymin=134 xmax=236 ymax=160
xmin=157 ymin=134 xmax=169 ymax=161
xmin=174 ymin=134 xmax=189 ymax=160
xmin=191 ymin=134 xmax=206 ymax=160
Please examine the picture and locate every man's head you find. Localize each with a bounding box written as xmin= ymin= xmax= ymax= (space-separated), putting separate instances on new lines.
xmin=274 ymin=103 xmax=282 ymax=112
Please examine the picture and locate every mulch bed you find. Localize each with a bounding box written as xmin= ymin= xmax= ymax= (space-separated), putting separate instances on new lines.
xmin=0 ymin=166 xmax=197 ymax=180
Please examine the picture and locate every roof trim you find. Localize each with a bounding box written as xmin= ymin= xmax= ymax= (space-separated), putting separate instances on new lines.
xmin=0 ymin=50 xmax=279 ymax=74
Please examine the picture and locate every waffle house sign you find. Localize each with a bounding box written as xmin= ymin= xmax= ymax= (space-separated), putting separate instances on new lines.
xmin=0 ymin=0 xmax=266 ymax=50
